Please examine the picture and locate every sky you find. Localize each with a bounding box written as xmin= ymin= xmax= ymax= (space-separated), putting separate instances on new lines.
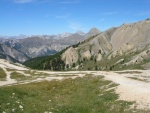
xmin=0 ymin=0 xmax=150 ymax=36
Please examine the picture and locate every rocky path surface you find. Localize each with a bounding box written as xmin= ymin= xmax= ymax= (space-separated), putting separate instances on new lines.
xmin=93 ymin=70 xmax=150 ymax=110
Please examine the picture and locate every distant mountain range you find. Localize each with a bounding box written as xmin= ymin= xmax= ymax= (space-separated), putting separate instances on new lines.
xmin=0 ymin=28 xmax=100 ymax=63
xmin=24 ymin=19 xmax=150 ymax=70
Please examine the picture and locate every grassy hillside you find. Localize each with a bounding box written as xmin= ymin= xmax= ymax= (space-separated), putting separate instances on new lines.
xmin=1 ymin=75 xmax=148 ymax=113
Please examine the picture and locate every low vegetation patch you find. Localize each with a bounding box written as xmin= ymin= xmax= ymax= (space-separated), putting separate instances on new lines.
xmin=24 ymin=70 xmax=35 ymax=74
xmin=10 ymin=72 xmax=26 ymax=81
xmin=0 ymin=67 xmax=7 ymax=79
xmin=116 ymin=71 xmax=142 ymax=74
xmin=127 ymin=77 xmax=148 ymax=82
xmin=128 ymin=77 xmax=143 ymax=81
xmin=0 ymin=75 xmax=148 ymax=113
xmin=6 ymin=68 xmax=17 ymax=72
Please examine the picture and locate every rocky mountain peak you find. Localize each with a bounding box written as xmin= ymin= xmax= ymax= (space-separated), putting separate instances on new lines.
xmin=75 ymin=31 xmax=85 ymax=35
xmin=89 ymin=27 xmax=101 ymax=34
xmin=57 ymin=32 xmax=72 ymax=38
xmin=84 ymin=27 xmax=101 ymax=39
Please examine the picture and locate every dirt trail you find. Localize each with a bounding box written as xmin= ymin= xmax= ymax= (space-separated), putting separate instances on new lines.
xmin=0 ymin=60 xmax=86 ymax=86
xmin=0 ymin=64 xmax=16 ymax=86
xmin=93 ymin=71 xmax=150 ymax=110
xmin=0 ymin=59 xmax=28 ymax=71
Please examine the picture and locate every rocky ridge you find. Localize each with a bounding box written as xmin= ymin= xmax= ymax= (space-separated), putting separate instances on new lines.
xmin=25 ymin=19 xmax=150 ymax=70
xmin=0 ymin=29 xmax=100 ymax=63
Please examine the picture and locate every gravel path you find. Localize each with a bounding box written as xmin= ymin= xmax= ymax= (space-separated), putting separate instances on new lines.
xmin=93 ymin=71 xmax=150 ymax=110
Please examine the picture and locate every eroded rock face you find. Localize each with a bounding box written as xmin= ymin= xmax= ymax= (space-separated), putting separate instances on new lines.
xmin=108 ymin=43 xmax=136 ymax=59
xmin=111 ymin=20 xmax=150 ymax=50
xmin=78 ymin=27 xmax=116 ymax=59
xmin=61 ymin=19 xmax=150 ymax=67
xmin=81 ymin=50 xmax=91 ymax=59
xmin=62 ymin=47 xmax=78 ymax=67
xmin=96 ymin=53 xmax=102 ymax=61
xmin=125 ymin=47 xmax=150 ymax=66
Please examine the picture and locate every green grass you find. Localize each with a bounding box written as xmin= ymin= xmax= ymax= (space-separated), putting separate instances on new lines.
xmin=0 ymin=75 xmax=149 ymax=113
xmin=10 ymin=70 xmax=54 ymax=81
xmin=55 ymin=74 xmax=77 ymax=77
xmin=6 ymin=68 xmax=17 ymax=72
xmin=24 ymin=70 xmax=51 ymax=77
xmin=10 ymin=72 xmax=27 ymax=81
xmin=24 ymin=70 xmax=36 ymax=76
xmin=0 ymin=67 xmax=7 ymax=79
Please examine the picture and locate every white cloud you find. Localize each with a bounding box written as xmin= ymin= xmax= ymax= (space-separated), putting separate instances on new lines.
xmin=14 ymin=0 xmax=50 ymax=4
xmin=13 ymin=0 xmax=50 ymax=4
xmin=14 ymin=0 xmax=34 ymax=3
xmin=60 ymin=0 xmax=80 ymax=4
xmin=101 ymin=11 xmax=119 ymax=15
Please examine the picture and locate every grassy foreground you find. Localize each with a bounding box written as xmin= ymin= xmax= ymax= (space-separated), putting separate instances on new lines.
xmin=0 ymin=75 xmax=148 ymax=113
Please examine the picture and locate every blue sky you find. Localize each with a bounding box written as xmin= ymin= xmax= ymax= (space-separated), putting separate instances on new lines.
xmin=0 ymin=0 xmax=150 ymax=36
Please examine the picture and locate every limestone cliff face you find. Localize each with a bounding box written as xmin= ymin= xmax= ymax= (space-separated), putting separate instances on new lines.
xmin=62 ymin=47 xmax=78 ymax=67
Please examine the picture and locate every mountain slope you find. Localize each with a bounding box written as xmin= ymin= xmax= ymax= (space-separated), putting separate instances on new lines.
xmin=0 ymin=29 xmax=99 ymax=63
xmin=24 ymin=19 xmax=150 ymax=71
xmin=0 ymin=44 xmax=29 ymax=63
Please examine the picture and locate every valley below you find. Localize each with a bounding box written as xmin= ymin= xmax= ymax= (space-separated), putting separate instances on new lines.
xmin=0 ymin=59 xmax=150 ymax=113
